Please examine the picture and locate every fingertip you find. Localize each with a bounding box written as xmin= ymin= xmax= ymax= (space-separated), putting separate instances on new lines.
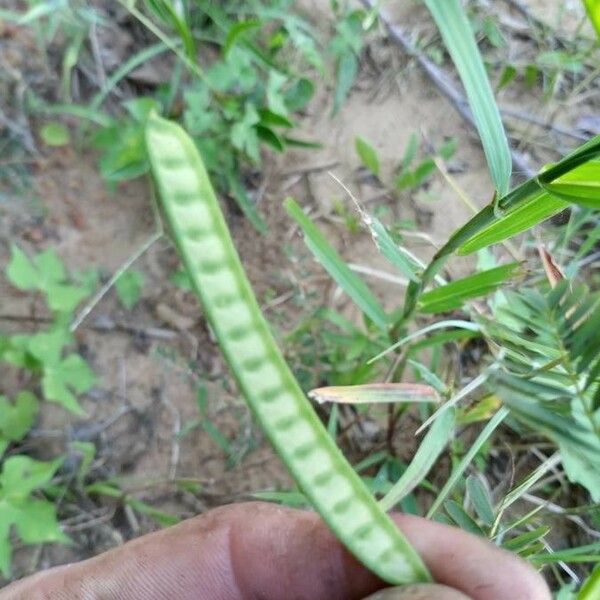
xmin=391 ymin=514 xmax=551 ymax=600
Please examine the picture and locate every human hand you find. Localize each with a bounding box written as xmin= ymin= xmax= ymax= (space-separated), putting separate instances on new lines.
xmin=0 ymin=501 xmax=550 ymax=600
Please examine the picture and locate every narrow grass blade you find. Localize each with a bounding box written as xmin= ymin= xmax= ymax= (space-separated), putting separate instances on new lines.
xmin=401 ymin=136 xmax=600 ymax=321
xmin=583 ymin=0 xmax=600 ymax=38
xmin=369 ymin=218 xmax=421 ymax=283
xmin=309 ymin=383 xmax=440 ymax=405
xmin=285 ymin=197 xmax=389 ymax=330
xmin=91 ymin=42 xmax=171 ymax=110
xmin=369 ymin=320 xmax=480 ymax=363
xmin=427 ymin=408 xmax=509 ymax=517
xmin=417 ymin=368 xmax=493 ymax=434
xmin=542 ymin=159 xmax=600 ymax=209
xmin=445 ymin=500 xmax=485 ymax=536
xmin=529 ymin=541 xmax=600 ymax=565
xmin=380 ymin=408 xmax=455 ymax=511
xmin=578 ymin=564 xmax=600 ymax=600
xmin=328 ymin=171 xmax=420 ymax=283
xmin=424 ymin=0 xmax=511 ymax=195
xmin=418 ymin=263 xmax=521 ymax=313
xmin=355 ymin=136 xmax=380 ymax=176
xmin=499 ymin=454 xmax=561 ymax=514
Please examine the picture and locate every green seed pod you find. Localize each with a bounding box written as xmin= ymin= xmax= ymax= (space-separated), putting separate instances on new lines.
xmin=145 ymin=113 xmax=430 ymax=586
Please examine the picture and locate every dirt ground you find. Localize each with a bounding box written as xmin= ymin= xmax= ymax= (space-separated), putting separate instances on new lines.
xmin=0 ymin=0 xmax=596 ymax=582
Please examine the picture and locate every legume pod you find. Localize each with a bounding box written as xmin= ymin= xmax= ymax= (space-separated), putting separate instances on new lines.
xmin=145 ymin=113 xmax=430 ymax=585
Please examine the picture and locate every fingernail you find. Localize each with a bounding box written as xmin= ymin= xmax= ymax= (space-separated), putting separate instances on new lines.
xmin=361 ymin=584 xmax=473 ymax=600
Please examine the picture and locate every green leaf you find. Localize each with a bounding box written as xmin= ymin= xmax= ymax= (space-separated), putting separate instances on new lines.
xmin=0 ymin=456 xmax=68 ymax=577
xmin=497 ymin=388 xmax=600 ymax=501
xmin=284 ymin=78 xmax=315 ymax=112
xmin=169 ymin=268 xmax=193 ymax=291
xmin=333 ymin=52 xmax=358 ymax=114
xmin=70 ymin=441 xmax=96 ymax=486
xmin=424 ymin=0 xmax=511 ymax=195
xmin=42 ymin=353 xmax=95 ymax=415
xmin=0 ymin=392 xmax=39 ymax=455
xmin=115 ymin=269 xmax=144 ymax=310
xmin=230 ymin=102 xmax=261 ymax=163
xmin=380 ymin=408 xmax=455 ymax=511
xmin=584 ymin=0 xmax=600 ymax=38
xmin=27 ymin=329 xmax=71 ymax=365
xmin=252 ymin=490 xmax=309 ymax=508
xmin=458 ymin=192 xmax=568 ymax=255
xmin=124 ymin=97 xmax=161 ymax=123
xmin=46 ymin=283 xmax=89 ymax=314
xmin=6 ymin=245 xmax=39 ymax=290
xmin=401 ymin=136 xmax=600 ymax=321
xmin=542 ymin=159 xmax=600 ymax=209
xmin=126 ymin=498 xmax=180 ymax=527
xmin=365 ymin=218 xmax=420 ymax=283
xmin=355 ymin=136 xmax=380 ymax=176
xmin=466 ymin=474 xmax=494 ymax=526
xmin=13 ymin=498 xmax=69 ymax=545
xmin=418 ymin=263 xmax=521 ymax=313
xmin=34 ymin=249 xmax=67 ymax=286
xmin=224 ymin=18 xmax=261 ymax=56
xmin=427 ymin=408 xmax=508 ymax=517
xmin=6 ymin=246 xmax=88 ymax=314
xmin=40 ymin=122 xmax=70 ymax=147
xmin=256 ymin=125 xmax=286 ymax=152
xmin=444 ymin=500 xmax=485 ymax=536
xmin=0 ymin=456 xmax=62 ymax=501
xmin=578 ymin=563 xmax=600 ymax=600
xmin=258 ymin=108 xmax=294 ymax=129
xmin=503 ymin=527 xmax=551 ymax=553
xmin=284 ymin=198 xmax=389 ymax=330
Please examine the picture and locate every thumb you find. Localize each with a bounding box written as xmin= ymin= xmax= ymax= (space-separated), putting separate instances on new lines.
xmin=362 ymin=584 xmax=473 ymax=600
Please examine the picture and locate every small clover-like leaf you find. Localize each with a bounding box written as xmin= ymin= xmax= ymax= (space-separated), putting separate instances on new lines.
xmin=34 ymin=249 xmax=67 ymax=286
xmin=0 ymin=456 xmax=67 ymax=577
xmin=27 ymin=329 xmax=71 ymax=366
xmin=42 ymin=353 xmax=95 ymax=415
xmin=0 ymin=392 xmax=39 ymax=456
xmin=13 ymin=498 xmax=70 ymax=545
xmin=6 ymin=245 xmax=38 ymax=290
xmin=0 ymin=456 xmax=62 ymax=500
xmin=6 ymin=246 xmax=89 ymax=316
xmin=46 ymin=283 xmax=90 ymax=314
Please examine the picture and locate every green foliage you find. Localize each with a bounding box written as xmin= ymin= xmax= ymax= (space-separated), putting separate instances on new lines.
xmin=115 ymin=269 xmax=144 ymax=310
xmin=583 ymin=0 xmax=600 ymax=39
xmin=329 ymin=6 xmax=367 ymax=114
xmin=51 ymin=0 xmax=373 ymax=231
xmin=394 ymin=135 xmax=457 ymax=192
xmin=6 ymin=245 xmax=93 ymax=315
xmin=0 ymin=456 xmax=68 ymax=578
xmin=8 ymin=0 xmax=600 ymax=590
xmin=2 ymin=247 xmax=97 ymax=415
xmin=355 ymin=136 xmax=380 ymax=176
xmin=417 ymin=263 xmax=521 ymax=314
xmin=0 ymin=393 xmax=39 ymax=458
xmin=39 ymin=122 xmax=70 ymax=147
xmin=285 ymin=197 xmax=389 ymax=330
xmin=424 ymin=0 xmax=511 ymax=195
xmin=485 ymin=283 xmax=600 ymax=500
